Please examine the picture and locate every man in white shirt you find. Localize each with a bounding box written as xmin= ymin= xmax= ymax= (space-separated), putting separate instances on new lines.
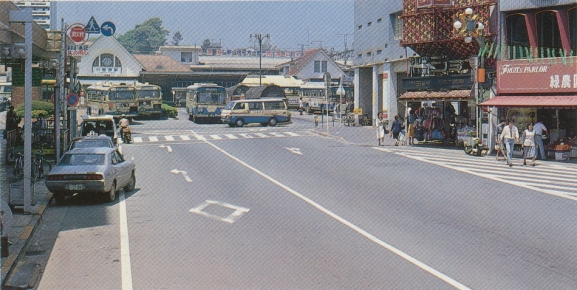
xmin=500 ymin=118 xmax=520 ymax=167
xmin=533 ymin=120 xmax=548 ymax=160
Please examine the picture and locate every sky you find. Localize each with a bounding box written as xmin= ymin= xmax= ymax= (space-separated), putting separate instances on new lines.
xmin=52 ymin=0 xmax=355 ymax=52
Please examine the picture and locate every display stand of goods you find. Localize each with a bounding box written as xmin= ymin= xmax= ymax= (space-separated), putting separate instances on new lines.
xmin=545 ymin=139 xmax=573 ymax=161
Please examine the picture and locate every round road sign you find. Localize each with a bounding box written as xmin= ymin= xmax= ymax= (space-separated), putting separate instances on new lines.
xmin=66 ymin=93 xmax=80 ymax=107
xmin=68 ymin=24 xmax=88 ymax=44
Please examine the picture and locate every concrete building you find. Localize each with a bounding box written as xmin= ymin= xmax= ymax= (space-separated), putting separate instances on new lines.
xmin=353 ymin=0 xmax=412 ymax=125
xmin=12 ymin=0 xmax=51 ymax=30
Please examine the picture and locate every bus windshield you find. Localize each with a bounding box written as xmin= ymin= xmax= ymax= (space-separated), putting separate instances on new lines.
xmin=137 ymin=90 xmax=160 ymax=99
xmin=109 ymin=90 xmax=134 ymax=100
xmin=198 ymin=91 xmax=226 ymax=104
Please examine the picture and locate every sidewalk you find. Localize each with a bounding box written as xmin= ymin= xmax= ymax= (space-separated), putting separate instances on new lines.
xmin=1 ymin=136 xmax=52 ymax=288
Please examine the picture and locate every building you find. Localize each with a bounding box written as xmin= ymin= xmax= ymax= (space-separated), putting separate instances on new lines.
xmin=479 ymin=0 xmax=577 ymax=154
xmin=12 ymin=0 xmax=51 ymax=30
xmin=278 ymin=48 xmax=346 ymax=83
xmin=354 ymin=0 xmax=412 ymax=125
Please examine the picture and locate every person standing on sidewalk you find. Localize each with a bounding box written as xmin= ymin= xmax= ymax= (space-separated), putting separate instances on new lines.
xmin=390 ymin=115 xmax=402 ymax=146
xmin=533 ymin=120 xmax=548 ymax=160
xmin=407 ymin=108 xmax=416 ymax=145
xmin=522 ymin=122 xmax=537 ymax=166
xmin=495 ymin=119 xmax=507 ymax=161
xmin=500 ymin=118 xmax=520 ymax=167
xmin=298 ymin=97 xmax=304 ymax=115
xmin=376 ymin=112 xmax=386 ymax=146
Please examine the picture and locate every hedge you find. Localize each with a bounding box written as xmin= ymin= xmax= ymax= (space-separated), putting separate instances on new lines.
xmin=15 ymin=100 xmax=54 ymax=118
xmin=161 ymin=104 xmax=178 ymax=118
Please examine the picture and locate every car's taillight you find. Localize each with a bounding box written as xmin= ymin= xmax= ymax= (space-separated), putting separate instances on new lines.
xmin=85 ymin=174 xmax=103 ymax=180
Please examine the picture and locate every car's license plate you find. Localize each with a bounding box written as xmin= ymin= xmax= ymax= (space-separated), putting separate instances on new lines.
xmin=67 ymin=184 xmax=84 ymax=190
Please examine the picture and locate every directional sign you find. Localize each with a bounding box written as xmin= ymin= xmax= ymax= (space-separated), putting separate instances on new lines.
xmin=85 ymin=16 xmax=100 ymax=34
xmin=66 ymin=93 xmax=79 ymax=107
xmin=101 ymin=21 xmax=116 ymax=37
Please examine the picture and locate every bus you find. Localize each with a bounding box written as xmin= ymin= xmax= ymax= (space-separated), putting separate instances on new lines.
xmin=135 ymin=83 xmax=163 ymax=118
xmin=171 ymin=87 xmax=187 ymax=107
xmin=185 ymin=83 xmax=227 ymax=123
xmin=85 ymin=83 xmax=138 ymax=118
xmin=299 ymin=82 xmax=354 ymax=114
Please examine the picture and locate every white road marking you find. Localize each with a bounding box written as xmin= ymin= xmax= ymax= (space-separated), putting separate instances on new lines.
xmin=189 ymin=200 xmax=250 ymax=224
xmin=132 ymin=137 xmax=143 ymax=143
xmin=158 ymin=144 xmax=173 ymax=153
xmin=239 ymin=134 xmax=253 ymax=139
xmin=204 ymin=141 xmax=470 ymax=290
xmin=269 ymin=132 xmax=285 ymax=137
xmin=179 ymin=135 xmax=191 ymax=141
xmin=224 ymin=134 xmax=238 ymax=139
xmin=194 ymin=134 xmax=206 ymax=141
xmin=284 ymin=132 xmax=300 ymax=137
xmin=286 ymin=147 xmax=303 ymax=155
xmin=170 ymin=169 xmax=192 ymax=182
xmin=119 ymin=191 xmax=133 ymax=290
xmin=254 ymin=133 xmax=268 ymax=138
xmin=164 ymin=135 xmax=175 ymax=142
xmin=210 ymin=135 xmax=222 ymax=140
xmin=149 ymin=136 xmax=159 ymax=142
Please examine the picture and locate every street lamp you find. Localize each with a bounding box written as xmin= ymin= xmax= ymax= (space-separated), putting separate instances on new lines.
xmin=250 ymin=33 xmax=270 ymax=86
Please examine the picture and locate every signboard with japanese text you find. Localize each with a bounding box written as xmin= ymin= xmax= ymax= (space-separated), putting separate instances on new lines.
xmin=496 ymin=58 xmax=577 ymax=94
xmin=402 ymin=75 xmax=474 ymax=91
xmin=67 ymin=44 xmax=89 ymax=56
xmin=416 ymin=0 xmax=452 ymax=8
xmin=67 ymin=23 xmax=88 ymax=44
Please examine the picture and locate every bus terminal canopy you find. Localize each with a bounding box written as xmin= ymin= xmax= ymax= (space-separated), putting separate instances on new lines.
xmin=478 ymin=95 xmax=577 ymax=109
xmin=244 ymin=85 xmax=286 ymax=100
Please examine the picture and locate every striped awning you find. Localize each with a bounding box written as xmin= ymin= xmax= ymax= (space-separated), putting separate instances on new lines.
xmin=399 ymin=90 xmax=472 ymax=101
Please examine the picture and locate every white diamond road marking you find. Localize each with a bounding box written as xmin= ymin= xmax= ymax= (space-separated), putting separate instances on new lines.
xmin=224 ymin=134 xmax=238 ymax=139
xmin=179 ymin=135 xmax=191 ymax=141
xmin=189 ymin=200 xmax=250 ymax=224
xmin=164 ymin=135 xmax=175 ymax=142
xmin=210 ymin=135 xmax=222 ymax=140
xmin=133 ymin=137 xmax=143 ymax=143
xmin=149 ymin=136 xmax=159 ymax=142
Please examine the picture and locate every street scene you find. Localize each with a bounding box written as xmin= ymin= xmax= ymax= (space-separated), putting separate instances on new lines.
xmin=1 ymin=0 xmax=577 ymax=289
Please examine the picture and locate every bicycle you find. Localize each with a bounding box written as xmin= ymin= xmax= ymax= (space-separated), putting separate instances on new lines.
xmin=12 ymin=150 xmax=39 ymax=180
xmin=344 ymin=113 xmax=355 ymax=126
xmin=359 ymin=113 xmax=372 ymax=126
xmin=33 ymin=142 xmax=52 ymax=179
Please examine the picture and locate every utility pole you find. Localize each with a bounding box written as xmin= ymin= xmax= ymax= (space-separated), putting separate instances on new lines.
xmin=250 ymin=33 xmax=270 ymax=86
xmin=338 ymin=33 xmax=350 ymax=66
xmin=297 ymin=43 xmax=306 ymax=55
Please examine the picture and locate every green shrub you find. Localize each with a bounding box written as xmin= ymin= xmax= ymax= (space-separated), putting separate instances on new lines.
xmin=162 ymin=104 xmax=178 ymax=118
xmin=15 ymin=100 xmax=54 ymax=118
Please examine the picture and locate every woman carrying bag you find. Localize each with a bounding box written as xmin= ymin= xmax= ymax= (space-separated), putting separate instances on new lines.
xmin=522 ymin=122 xmax=537 ymax=166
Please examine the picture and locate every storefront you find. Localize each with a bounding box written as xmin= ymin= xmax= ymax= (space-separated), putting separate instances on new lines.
xmin=479 ymin=58 xmax=577 ymax=159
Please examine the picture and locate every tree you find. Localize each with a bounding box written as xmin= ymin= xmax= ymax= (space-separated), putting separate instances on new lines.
xmin=117 ymin=17 xmax=169 ymax=54
xmin=172 ymin=31 xmax=183 ymax=46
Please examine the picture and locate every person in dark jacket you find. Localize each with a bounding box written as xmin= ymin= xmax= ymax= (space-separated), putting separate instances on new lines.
xmin=389 ymin=115 xmax=403 ymax=146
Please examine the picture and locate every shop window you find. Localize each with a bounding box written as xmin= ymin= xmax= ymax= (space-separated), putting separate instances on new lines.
xmin=536 ymin=11 xmax=563 ymax=57
xmin=506 ymin=14 xmax=530 ymax=59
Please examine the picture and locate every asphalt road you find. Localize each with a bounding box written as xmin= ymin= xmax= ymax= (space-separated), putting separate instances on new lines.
xmin=27 ymin=109 xmax=577 ymax=289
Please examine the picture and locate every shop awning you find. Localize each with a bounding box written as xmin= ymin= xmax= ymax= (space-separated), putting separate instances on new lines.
xmin=398 ymin=90 xmax=472 ymax=101
xmin=478 ymin=95 xmax=577 ymax=108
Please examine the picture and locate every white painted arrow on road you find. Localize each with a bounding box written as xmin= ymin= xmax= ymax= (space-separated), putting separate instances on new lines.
xmin=170 ymin=169 xmax=192 ymax=182
xmin=285 ymin=147 xmax=302 ymax=155
xmin=159 ymin=144 xmax=172 ymax=152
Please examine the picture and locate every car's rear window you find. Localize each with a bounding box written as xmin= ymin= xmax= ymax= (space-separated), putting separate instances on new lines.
xmin=71 ymin=141 xmax=111 ymax=149
xmin=59 ymin=154 xmax=105 ymax=166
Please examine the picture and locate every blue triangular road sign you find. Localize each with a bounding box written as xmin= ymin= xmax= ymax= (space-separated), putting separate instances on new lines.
xmin=85 ymin=16 xmax=100 ymax=34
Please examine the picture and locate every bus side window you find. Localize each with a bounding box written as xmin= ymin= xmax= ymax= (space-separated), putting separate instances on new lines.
xmin=234 ymin=103 xmax=246 ymax=110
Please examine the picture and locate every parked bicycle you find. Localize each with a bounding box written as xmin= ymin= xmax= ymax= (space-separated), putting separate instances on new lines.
xmin=344 ymin=113 xmax=355 ymax=126
xmin=12 ymin=149 xmax=39 ymax=180
xmin=33 ymin=142 xmax=52 ymax=179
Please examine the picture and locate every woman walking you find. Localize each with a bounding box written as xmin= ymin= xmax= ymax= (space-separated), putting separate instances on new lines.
xmin=389 ymin=115 xmax=402 ymax=146
xmin=376 ymin=112 xmax=386 ymax=146
xmin=522 ymin=122 xmax=537 ymax=166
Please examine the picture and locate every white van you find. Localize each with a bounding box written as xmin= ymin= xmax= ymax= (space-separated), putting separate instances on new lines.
xmin=221 ymin=98 xmax=291 ymax=127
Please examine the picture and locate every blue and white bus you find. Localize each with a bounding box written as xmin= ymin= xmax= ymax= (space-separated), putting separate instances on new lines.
xmin=185 ymin=83 xmax=227 ymax=123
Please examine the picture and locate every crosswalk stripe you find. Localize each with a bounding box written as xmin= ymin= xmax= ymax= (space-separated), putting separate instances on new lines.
xmin=269 ymin=132 xmax=285 ymax=137
xmin=285 ymin=132 xmax=299 ymax=136
xmin=149 ymin=136 xmax=159 ymax=142
xmin=239 ymin=134 xmax=253 ymax=139
xmin=210 ymin=135 xmax=222 ymax=140
xmin=164 ymin=135 xmax=175 ymax=141
xmin=133 ymin=137 xmax=143 ymax=143
xmin=254 ymin=133 xmax=268 ymax=138
xmin=195 ymin=135 xmax=206 ymax=141
xmin=224 ymin=134 xmax=238 ymax=139
xmin=180 ymin=135 xmax=191 ymax=141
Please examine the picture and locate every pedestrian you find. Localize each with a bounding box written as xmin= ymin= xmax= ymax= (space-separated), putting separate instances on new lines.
xmin=407 ymin=108 xmax=416 ymax=145
xmin=522 ymin=122 xmax=537 ymax=166
xmin=533 ymin=120 xmax=548 ymax=160
xmin=500 ymin=118 xmax=520 ymax=167
xmin=4 ymin=106 xmax=20 ymax=139
xmin=495 ymin=119 xmax=507 ymax=160
xmin=389 ymin=115 xmax=402 ymax=146
xmin=34 ymin=112 xmax=47 ymax=143
xmin=376 ymin=112 xmax=386 ymax=146
xmin=298 ymin=97 xmax=304 ymax=115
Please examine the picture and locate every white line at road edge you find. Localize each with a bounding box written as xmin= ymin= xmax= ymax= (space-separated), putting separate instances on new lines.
xmin=204 ymin=141 xmax=470 ymax=290
xmin=119 ymin=191 xmax=134 ymax=290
